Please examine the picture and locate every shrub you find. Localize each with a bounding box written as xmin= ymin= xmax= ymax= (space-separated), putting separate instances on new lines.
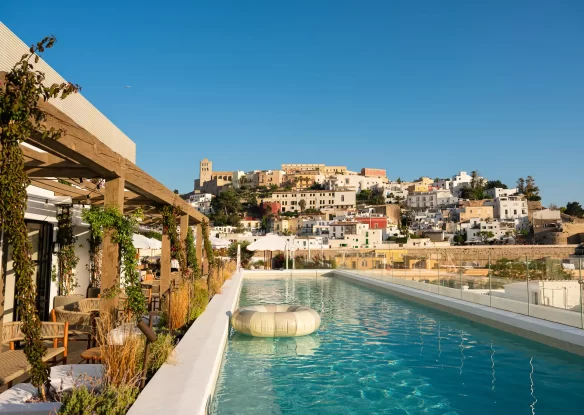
xmin=147 ymin=333 xmax=176 ymax=372
xmin=188 ymin=280 xmax=209 ymax=321
xmin=58 ymin=383 xmax=139 ymax=415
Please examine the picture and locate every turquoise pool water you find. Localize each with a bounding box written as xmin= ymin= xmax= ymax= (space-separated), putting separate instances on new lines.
xmin=212 ymin=277 xmax=584 ymax=414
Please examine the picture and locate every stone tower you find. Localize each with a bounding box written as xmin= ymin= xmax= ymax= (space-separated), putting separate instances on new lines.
xmin=200 ymin=158 xmax=212 ymax=185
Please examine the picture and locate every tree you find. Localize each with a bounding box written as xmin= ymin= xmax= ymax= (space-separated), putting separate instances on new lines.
xmin=565 ymin=201 xmax=584 ymax=218
xmin=517 ymin=177 xmax=525 ymax=194
xmin=309 ymin=182 xmax=325 ymax=190
xmin=227 ymin=241 xmax=254 ymax=268
xmin=524 ymin=176 xmax=541 ymax=201
xmin=0 ymin=36 xmax=80 ymax=396
xmin=209 ymin=188 xmax=242 ymax=226
xmin=485 ymin=180 xmax=507 ymax=190
xmin=369 ymin=187 xmax=386 ymax=205
xmin=396 ymin=177 xmax=402 ymax=184
xmin=478 ymin=231 xmax=495 ymax=243
xmin=299 ymin=199 xmax=306 ymax=212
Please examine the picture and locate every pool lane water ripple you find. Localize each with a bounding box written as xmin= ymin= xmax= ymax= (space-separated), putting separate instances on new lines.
xmin=212 ymin=277 xmax=584 ymax=414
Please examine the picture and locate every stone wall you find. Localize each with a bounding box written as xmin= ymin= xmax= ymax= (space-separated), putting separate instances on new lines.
xmin=291 ymin=245 xmax=576 ymax=261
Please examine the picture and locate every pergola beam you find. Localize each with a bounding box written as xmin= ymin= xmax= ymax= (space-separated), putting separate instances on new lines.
xmin=21 ymin=97 xmax=206 ymax=223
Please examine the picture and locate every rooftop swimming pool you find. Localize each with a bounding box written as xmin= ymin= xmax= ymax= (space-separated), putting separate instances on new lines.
xmin=212 ymin=276 xmax=584 ymax=414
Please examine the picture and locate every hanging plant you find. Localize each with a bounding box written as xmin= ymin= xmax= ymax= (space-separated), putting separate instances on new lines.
xmin=161 ymin=205 xmax=187 ymax=276
xmin=53 ymin=205 xmax=80 ymax=295
xmin=81 ymin=205 xmax=146 ymax=319
xmin=185 ymin=228 xmax=199 ymax=278
xmin=201 ymin=219 xmax=214 ymax=276
xmin=0 ymin=36 xmax=79 ymax=396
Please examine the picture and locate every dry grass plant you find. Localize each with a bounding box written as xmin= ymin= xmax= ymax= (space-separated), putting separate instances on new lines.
xmin=95 ymin=312 xmax=144 ymax=388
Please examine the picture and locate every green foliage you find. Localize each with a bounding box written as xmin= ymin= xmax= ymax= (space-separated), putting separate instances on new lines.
xmin=565 ymin=201 xmax=584 ymax=218
xmin=357 ymin=187 xmax=385 ymax=205
xmin=141 ymin=230 xmax=162 ymax=241
xmin=309 ymin=182 xmax=325 ymax=190
xmin=517 ymin=176 xmax=541 ymax=201
xmin=185 ymin=228 xmax=199 ymax=276
xmin=201 ymin=220 xmax=214 ymax=275
xmin=209 ymin=187 xmax=242 ymax=226
xmin=55 ymin=207 xmax=80 ymax=295
xmin=147 ymin=333 xmax=175 ymax=371
xmin=453 ymin=234 xmax=465 ymax=245
xmin=478 ymin=231 xmax=495 ymax=242
xmin=188 ymin=282 xmax=209 ymax=321
xmin=485 ymin=180 xmax=507 ymax=190
xmin=81 ymin=205 xmax=146 ymax=319
xmin=299 ymin=198 xmax=307 ymax=212
xmin=58 ymin=383 xmax=139 ymax=415
xmin=0 ymin=36 xmax=80 ymax=394
xmin=161 ymin=205 xmax=187 ymax=276
xmin=491 ymin=258 xmax=572 ymax=283
xmin=227 ymin=241 xmax=254 ymax=268
xmin=58 ymin=179 xmax=72 ymax=186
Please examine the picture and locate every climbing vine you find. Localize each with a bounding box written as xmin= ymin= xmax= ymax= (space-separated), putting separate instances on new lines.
xmin=161 ymin=205 xmax=187 ymax=276
xmin=185 ymin=228 xmax=199 ymax=278
xmin=201 ymin=219 xmax=214 ymax=275
xmin=54 ymin=206 xmax=79 ymax=295
xmin=0 ymin=36 xmax=79 ymax=395
xmin=81 ymin=205 xmax=146 ymax=319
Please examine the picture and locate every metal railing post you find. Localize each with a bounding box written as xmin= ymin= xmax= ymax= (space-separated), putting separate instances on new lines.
xmin=488 ymin=252 xmax=492 ymax=307
xmin=579 ymin=257 xmax=583 ymax=329
xmin=459 ymin=255 xmax=463 ymax=299
xmin=526 ymin=255 xmax=530 ymax=316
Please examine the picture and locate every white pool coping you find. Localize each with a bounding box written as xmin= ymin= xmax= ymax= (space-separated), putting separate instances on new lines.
xmin=332 ymin=270 xmax=584 ymax=356
xmin=129 ymin=268 xmax=584 ymax=415
xmin=128 ymin=269 xmax=244 ymax=415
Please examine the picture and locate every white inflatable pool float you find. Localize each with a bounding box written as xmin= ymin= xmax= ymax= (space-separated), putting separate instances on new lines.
xmin=231 ymin=305 xmax=321 ymax=337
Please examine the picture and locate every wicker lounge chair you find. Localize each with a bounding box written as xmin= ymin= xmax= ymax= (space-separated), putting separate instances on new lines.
xmin=0 ymin=321 xmax=69 ymax=387
xmin=51 ymin=298 xmax=101 ymax=349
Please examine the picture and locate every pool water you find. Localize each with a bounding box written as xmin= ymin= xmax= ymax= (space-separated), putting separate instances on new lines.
xmin=212 ymin=277 xmax=584 ymax=414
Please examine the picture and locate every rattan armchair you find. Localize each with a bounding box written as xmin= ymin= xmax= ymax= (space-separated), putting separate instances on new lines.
xmin=0 ymin=321 xmax=69 ymax=387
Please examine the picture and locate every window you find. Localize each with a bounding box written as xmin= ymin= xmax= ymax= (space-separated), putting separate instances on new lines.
xmin=341 ymin=195 xmax=345 ymax=202
xmin=514 ymin=210 xmax=517 ymax=215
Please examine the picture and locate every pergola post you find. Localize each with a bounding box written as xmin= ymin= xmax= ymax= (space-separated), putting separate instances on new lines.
xmin=160 ymin=226 xmax=171 ymax=296
xmin=180 ymin=214 xmax=189 ymax=270
xmin=0 ymin=230 xmax=5 ymax=343
xmin=195 ymin=223 xmax=203 ymax=275
xmin=101 ymin=177 xmax=125 ymax=314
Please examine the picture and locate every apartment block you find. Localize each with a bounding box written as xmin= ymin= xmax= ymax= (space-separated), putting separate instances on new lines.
xmin=270 ymin=190 xmax=356 ymax=213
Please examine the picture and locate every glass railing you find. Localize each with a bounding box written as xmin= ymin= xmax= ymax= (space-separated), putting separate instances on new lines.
xmin=332 ymin=251 xmax=584 ymax=329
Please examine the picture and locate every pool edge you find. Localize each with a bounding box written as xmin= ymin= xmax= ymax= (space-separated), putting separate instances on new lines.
xmin=331 ymin=270 xmax=584 ymax=357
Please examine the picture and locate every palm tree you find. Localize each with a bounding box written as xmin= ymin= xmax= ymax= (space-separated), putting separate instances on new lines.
xmin=299 ymin=199 xmax=306 ymax=212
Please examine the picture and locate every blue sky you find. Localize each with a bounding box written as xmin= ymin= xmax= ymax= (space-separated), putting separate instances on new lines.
xmin=3 ymin=1 xmax=583 ymax=205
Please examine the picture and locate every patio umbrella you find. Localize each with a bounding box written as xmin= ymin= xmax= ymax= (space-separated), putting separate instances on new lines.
xmin=132 ymin=234 xmax=152 ymax=249
xmin=247 ymin=234 xmax=289 ymax=269
xmin=145 ymin=237 xmax=162 ymax=249
xmin=210 ymin=236 xmax=231 ymax=249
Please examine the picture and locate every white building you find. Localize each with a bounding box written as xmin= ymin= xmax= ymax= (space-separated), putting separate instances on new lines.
xmin=188 ymin=193 xmax=213 ymax=214
xmin=270 ymin=190 xmax=355 ymax=213
xmin=407 ymin=189 xmax=458 ymax=209
xmin=232 ymin=171 xmax=247 ymax=188
xmin=485 ymin=187 xmax=517 ymax=199
xmin=323 ymin=175 xmax=388 ymax=193
xmin=328 ymin=223 xmax=384 ymax=249
xmin=444 ymin=171 xmax=486 ymax=197
xmin=486 ymin=196 xmax=529 ymax=230
xmin=299 ymin=219 xmax=332 ymax=236
xmin=293 ymin=236 xmax=328 ymax=250
xmin=465 ymin=218 xmax=514 ymax=243
xmin=493 ymin=281 xmax=582 ymax=310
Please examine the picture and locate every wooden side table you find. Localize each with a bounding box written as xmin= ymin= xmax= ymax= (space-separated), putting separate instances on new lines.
xmin=80 ymin=347 xmax=102 ymax=363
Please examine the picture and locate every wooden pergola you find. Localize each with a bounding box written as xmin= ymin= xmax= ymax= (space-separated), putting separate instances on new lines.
xmin=3 ymin=79 xmax=207 ymax=308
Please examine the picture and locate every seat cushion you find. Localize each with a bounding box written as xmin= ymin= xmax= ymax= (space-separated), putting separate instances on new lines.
xmin=0 ymin=348 xmax=66 ymax=385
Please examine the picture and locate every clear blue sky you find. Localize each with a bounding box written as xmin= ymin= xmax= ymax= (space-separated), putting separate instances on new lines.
xmin=3 ymin=1 xmax=583 ymax=205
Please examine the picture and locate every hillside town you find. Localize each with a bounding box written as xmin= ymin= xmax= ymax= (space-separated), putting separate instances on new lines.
xmin=184 ymin=159 xmax=584 ymax=249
